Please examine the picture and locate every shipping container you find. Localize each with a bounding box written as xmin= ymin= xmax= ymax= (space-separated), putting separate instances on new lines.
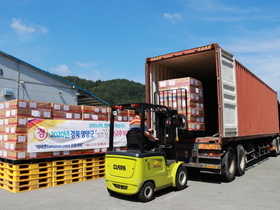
xmin=145 ymin=43 xmax=280 ymax=181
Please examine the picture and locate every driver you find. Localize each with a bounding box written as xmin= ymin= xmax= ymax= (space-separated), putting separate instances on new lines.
xmin=129 ymin=109 xmax=158 ymax=149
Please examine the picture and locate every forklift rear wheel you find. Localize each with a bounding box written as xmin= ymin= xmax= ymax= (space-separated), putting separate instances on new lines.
xmin=107 ymin=188 xmax=116 ymax=196
xmin=138 ymin=181 xmax=155 ymax=202
xmin=175 ymin=166 xmax=188 ymax=190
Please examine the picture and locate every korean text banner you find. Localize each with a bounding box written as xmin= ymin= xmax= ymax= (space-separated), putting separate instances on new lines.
xmin=28 ymin=119 xmax=129 ymax=152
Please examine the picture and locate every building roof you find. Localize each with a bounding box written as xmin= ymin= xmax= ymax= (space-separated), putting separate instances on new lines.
xmin=0 ymin=50 xmax=108 ymax=106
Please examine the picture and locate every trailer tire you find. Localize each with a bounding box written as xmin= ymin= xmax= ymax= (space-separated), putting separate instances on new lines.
xmin=277 ymin=138 xmax=280 ymax=155
xmin=235 ymin=145 xmax=246 ymax=176
xmin=271 ymin=139 xmax=279 ymax=157
xmin=138 ymin=181 xmax=155 ymax=202
xmin=221 ymin=147 xmax=236 ymax=182
xmin=175 ymin=166 xmax=188 ymax=190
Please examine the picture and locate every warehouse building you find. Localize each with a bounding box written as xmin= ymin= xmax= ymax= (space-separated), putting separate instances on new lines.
xmin=0 ymin=51 xmax=107 ymax=106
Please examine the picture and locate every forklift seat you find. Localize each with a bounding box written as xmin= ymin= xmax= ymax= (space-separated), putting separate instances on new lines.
xmin=126 ymin=129 xmax=141 ymax=149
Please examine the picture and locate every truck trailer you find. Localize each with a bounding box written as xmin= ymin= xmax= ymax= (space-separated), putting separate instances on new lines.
xmin=145 ymin=43 xmax=280 ymax=182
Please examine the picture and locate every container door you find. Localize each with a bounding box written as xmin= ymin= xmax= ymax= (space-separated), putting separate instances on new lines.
xmin=219 ymin=49 xmax=238 ymax=137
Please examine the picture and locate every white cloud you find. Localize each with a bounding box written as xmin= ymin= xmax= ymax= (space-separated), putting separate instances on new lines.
xmin=51 ymin=65 xmax=71 ymax=76
xmin=76 ymin=62 xmax=90 ymax=68
xmin=222 ymin=31 xmax=280 ymax=95
xmin=77 ymin=70 xmax=100 ymax=81
xmin=10 ymin=18 xmax=48 ymax=35
xmin=163 ymin=13 xmax=182 ymax=23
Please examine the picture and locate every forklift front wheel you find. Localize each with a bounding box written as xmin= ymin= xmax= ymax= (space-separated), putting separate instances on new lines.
xmin=138 ymin=181 xmax=155 ymax=202
xmin=175 ymin=166 xmax=188 ymax=190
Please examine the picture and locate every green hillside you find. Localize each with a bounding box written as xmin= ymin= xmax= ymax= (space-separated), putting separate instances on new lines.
xmin=58 ymin=76 xmax=146 ymax=105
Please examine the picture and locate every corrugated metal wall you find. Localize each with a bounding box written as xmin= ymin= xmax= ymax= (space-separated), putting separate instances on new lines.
xmin=235 ymin=61 xmax=279 ymax=136
xmin=0 ymin=53 xmax=78 ymax=105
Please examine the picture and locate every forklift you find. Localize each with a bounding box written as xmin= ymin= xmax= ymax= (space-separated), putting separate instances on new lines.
xmin=105 ymin=103 xmax=188 ymax=202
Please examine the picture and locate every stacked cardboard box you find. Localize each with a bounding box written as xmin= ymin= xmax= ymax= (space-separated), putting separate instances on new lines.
xmin=81 ymin=106 xmax=108 ymax=121
xmin=52 ymin=103 xmax=82 ymax=120
xmin=0 ymin=99 xmax=117 ymax=160
xmin=158 ymin=77 xmax=205 ymax=131
xmin=0 ymin=100 xmax=53 ymax=159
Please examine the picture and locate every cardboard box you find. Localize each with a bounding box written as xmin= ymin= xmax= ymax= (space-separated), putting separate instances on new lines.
xmin=187 ymin=107 xmax=204 ymax=116
xmin=81 ymin=105 xmax=94 ymax=113
xmin=0 ymin=134 xmax=27 ymax=142
xmin=52 ymin=150 xmax=82 ymax=156
xmin=159 ymin=91 xmax=203 ymax=102
xmin=5 ymin=108 xmax=52 ymax=119
xmin=5 ymin=125 xmax=28 ymax=134
xmin=159 ymin=77 xmax=202 ymax=89
xmin=0 ymin=141 xmax=4 ymax=149
xmin=3 ymin=117 xmax=28 ymax=125
xmin=29 ymin=101 xmax=52 ymax=110
xmin=4 ymin=99 xmax=28 ymax=109
xmin=0 ymin=109 xmax=5 ymax=117
xmin=52 ymin=111 xmax=81 ymax=120
xmin=4 ymin=142 xmax=27 ymax=150
xmin=188 ymin=115 xmax=204 ymax=123
xmin=188 ymin=123 xmax=205 ymax=131
xmin=52 ymin=103 xmax=81 ymax=112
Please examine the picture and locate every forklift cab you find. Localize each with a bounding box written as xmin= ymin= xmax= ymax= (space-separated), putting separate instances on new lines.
xmin=109 ymin=103 xmax=181 ymax=161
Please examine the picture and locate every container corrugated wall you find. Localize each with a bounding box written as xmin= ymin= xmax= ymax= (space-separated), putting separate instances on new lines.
xmin=235 ymin=61 xmax=279 ymax=136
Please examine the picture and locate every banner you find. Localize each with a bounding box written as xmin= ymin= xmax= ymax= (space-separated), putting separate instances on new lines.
xmin=27 ymin=119 xmax=129 ymax=152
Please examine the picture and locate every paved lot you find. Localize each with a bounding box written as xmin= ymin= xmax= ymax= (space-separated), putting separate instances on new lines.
xmin=1 ymin=155 xmax=280 ymax=210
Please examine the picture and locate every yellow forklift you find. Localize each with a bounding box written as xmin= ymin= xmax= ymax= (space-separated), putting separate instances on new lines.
xmin=105 ymin=103 xmax=188 ymax=202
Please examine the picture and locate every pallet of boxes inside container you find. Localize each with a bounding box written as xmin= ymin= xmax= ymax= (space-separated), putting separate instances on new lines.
xmin=158 ymin=77 xmax=205 ymax=131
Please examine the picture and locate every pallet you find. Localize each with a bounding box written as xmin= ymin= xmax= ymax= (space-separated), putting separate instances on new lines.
xmin=2 ymin=182 xmax=52 ymax=193
xmin=83 ymin=161 xmax=105 ymax=167
xmin=83 ymin=170 xmax=105 ymax=176
xmin=82 ymin=157 xmax=105 ymax=163
xmin=3 ymin=172 xmax=52 ymax=182
xmin=52 ymin=177 xmax=83 ymax=186
xmin=52 ymin=173 xmax=83 ymax=181
xmin=83 ymin=164 xmax=105 ymax=172
xmin=83 ymin=174 xmax=105 ymax=181
xmin=52 ymin=164 xmax=83 ymax=171
xmin=3 ymin=177 xmax=52 ymax=187
xmin=3 ymin=162 xmax=52 ymax=170
xmin=52 ymin=168 xmax=83 ymax=176
xmin=52 ymin=159 xmax=83 ymax=166
xmin=4 ymin=167 xmax=53 ymax=176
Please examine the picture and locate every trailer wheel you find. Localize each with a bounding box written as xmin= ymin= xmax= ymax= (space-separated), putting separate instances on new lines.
xmin=278 ymin=138 xmax=280 ymax=155
xmin=221 ymin=147 xmax=236 ymax=182
xmin=271 ymin=139 xmax=279 ymax=157
xmin=138 ymin=181 xmax=155 ymax=202
xmin=175 ymin=166 xmax=188 ymax=190
xmin=235 ymin=145 xmax=246 ymax=176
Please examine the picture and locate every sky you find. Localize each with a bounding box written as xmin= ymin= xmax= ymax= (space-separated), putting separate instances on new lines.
xmin=0 ymin=0 xmax=280 ymax=98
